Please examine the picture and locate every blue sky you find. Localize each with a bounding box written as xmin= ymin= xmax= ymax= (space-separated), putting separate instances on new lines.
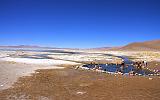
xmin=0 ymin=0 xmax=160 ymax=48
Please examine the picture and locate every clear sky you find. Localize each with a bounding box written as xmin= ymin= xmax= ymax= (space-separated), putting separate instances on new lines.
xmin=0 ymin=0 xmax=160 ymax=48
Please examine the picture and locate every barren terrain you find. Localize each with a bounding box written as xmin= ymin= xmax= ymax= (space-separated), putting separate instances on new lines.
xmin=0 ymin=46 xmax=160 ymax=100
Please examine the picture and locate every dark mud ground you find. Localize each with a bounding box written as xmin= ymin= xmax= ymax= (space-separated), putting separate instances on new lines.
xmin=0 ymin=67 xmax=160 ymax=100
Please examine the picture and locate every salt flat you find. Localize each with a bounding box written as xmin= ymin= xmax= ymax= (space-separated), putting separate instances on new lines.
xmin=0 ymin=61 xmax=65 ymax=90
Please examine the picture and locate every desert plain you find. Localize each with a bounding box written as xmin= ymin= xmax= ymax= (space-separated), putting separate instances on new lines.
xmin=0 ymin=41 xmax=160 ymax=100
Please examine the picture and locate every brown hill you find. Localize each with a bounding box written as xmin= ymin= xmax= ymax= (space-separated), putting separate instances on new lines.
xmin=119 ymin=40 xmax=160 ymax=51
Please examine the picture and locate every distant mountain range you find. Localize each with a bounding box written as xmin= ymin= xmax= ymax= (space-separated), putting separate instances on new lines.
xmin=91 ymin=40 xmax=160 ymax=51
xmin=0 ymin=40 xmax=160 ymax=51
xmin=119 ymin=40 xmax=160 ymax=51
xmin=0 ymin=45 xmax=54 ymax=49
xmin=0 ymin=45 xmax=39 ymax=48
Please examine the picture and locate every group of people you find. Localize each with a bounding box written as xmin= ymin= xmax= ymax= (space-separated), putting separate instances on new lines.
xmin=133 ymin=60 xmax=147 ymax=70
xmin=116 ymin=60 xmax=148 ymax=74
xmin=75 ymin=60 xmax=149 ymax=76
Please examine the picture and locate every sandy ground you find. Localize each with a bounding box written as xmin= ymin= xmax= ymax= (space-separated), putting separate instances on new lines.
xmin=148 ymin=61 xmax=160 ymax=70
xmin=105 ymin=51 xmax=160 ymax=62
xmin=0 ymin=68 xmax=160 ymax=100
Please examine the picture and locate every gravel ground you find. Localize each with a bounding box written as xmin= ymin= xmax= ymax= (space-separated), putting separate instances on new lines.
xmin=0 ymin=68 xmax=160 ymax=100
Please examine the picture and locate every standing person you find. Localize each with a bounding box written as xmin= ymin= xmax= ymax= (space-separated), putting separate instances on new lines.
xmin=120 ymin=60 xmax=125 ymax=73
xmin=143 ymin=60 xmax=147 ymax=68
